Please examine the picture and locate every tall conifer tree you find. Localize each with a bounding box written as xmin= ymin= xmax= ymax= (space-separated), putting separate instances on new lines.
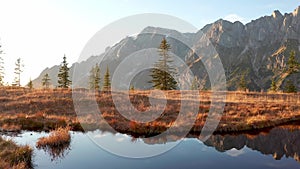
xmin=57 ymin=55 xmax=71 ymax=88
xmin=150 ymin=38 xmax=177 ymax=90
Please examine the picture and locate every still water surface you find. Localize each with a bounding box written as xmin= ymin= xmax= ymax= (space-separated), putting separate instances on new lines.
xmin=5 ymin=126 xmax=300 ymax=169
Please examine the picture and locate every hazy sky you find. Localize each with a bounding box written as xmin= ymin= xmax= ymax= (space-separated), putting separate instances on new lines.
xmin=0 ymin=0 xmax=299 ymax=85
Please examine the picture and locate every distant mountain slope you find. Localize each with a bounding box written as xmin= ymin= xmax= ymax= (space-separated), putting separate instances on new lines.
xmin=33 ymin=6 xmax=300 ymax=91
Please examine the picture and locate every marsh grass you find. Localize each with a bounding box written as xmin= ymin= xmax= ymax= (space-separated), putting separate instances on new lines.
xmin=36 ymin=126 xmax=71 ymax=161
xmin=36 ymin=126 xmax=71 ymax=147
xmin=0 ymin=136 xmax=32 ymax=169
xmin=0 ymin=87 xmax=300 ymax=134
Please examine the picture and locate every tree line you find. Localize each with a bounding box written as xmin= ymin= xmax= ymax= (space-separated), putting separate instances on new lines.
xmin=39 ymin=55 xmax=113 ymax=90
xmin=40 ymin=55 xmax=112 ymax=90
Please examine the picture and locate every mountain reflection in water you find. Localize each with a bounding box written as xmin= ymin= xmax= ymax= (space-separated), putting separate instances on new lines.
xmin=5 ymin=125 xmax=300 ymax=169
xmin=141 ymin=125 xmax=300 ymax=163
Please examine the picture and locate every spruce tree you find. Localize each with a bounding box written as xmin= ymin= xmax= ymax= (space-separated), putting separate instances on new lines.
xmin=27 ymin=78 xmax=33 ymax=90
xmin=13 ymin=58 xmax=23 ymax=87
xmin=284 ymin=79 xmax=297 ymax=93
xmin=102 ymin=66 xmax=111 ymax=91
xmin=130 ymin=84 xmax=134 ymax=91
xmin=269 ymin=78 xmax=277 ymax=92
xmin=89 ymin=64 xmax=101 ymax=90
xmin=237 ymin=73 xmax=247 ymax=91
xmin=150 ymin=38 xmax=177 ymax=90
xmin=57 ymin=55 xmax=71 ymax=88
xmin=287 ymin=50 xmax=299 ymax=73
xmin=42 ymin=73 xmax=51 ymax=89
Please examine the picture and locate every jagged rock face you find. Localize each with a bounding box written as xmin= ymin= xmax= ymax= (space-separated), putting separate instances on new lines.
xmin=33 ymin=6 xmax=300 ymax=91
xmin=202 ymin=19 xmax=246 ymax=48
xmin=195 ymin=6 xmax=300 ymax=90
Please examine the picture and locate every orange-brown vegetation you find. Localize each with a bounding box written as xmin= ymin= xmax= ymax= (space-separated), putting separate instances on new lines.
xmin=36 ymin=127 xmax=71 ymax=161
xmin=36 ymin=126 xmax=71 ymax=148
xmin=0 ymin=136 xmax=32 ymax=169
xmin=0 ymin=87 xmax=82 ymax=131
xmin=0 ymin=86 xmax=300 ymax=135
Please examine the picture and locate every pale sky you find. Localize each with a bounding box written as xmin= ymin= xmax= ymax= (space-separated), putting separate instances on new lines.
xmin=0 ymin=0 xmax=299 ymax=86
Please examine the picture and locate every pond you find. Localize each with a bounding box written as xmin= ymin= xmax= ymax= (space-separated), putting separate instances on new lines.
xmin=3 ymin=125 xmax=300 ymax=169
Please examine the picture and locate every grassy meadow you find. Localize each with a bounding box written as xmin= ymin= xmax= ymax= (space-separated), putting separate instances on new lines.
xmin=0 ymin=86 xmax=299 ymax=135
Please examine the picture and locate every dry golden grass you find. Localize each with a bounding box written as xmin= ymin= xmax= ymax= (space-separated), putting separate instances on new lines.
xmin=0 ymin=136 xmax=32 ymax=169
xmin=36 ymin=126 xmax=71 ymax=161
xmin=100 ymin=90 xmax=300 ymax=134
xmin=36 ymin=126 xmax=71 ymax=148
xmin=0 ymin=87 xmax=300 ymax=134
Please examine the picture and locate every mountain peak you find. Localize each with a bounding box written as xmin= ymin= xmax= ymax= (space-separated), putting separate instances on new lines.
xmin=293 ymin=6 xmax=300 ymax=17
xmin=272 ymin=10 xmax=283 ymax=19
xmin=140 ymin=26 xmax=176 ymax=34
xmin=140 ymin=26 xmax=158 ymax=33
xmin=215 ymin=19 xmax=230 ymax=24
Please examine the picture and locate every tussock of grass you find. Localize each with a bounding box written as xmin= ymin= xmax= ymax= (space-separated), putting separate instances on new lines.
xmin=36 ymin=127 xmax=71 ymax=148
xmin=0 ymin=136 xmax=32 ymax=169
xmin=36 ymin=127 xmax=71 ymax=161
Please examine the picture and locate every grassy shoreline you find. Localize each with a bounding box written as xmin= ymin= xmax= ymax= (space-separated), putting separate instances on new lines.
xmin=0 ymin=87 xmax=299 ymax=135
xmin=0 ymin=136 xmax=32 ymax=169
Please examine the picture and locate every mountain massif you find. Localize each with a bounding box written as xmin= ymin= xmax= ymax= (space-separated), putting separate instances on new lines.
xmin=33 ymin=6 xmax=300 ymax=91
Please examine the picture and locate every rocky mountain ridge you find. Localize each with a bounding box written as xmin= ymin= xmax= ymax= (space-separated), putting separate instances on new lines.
xmin=33 ymin=6 xmax=300 ymax=91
